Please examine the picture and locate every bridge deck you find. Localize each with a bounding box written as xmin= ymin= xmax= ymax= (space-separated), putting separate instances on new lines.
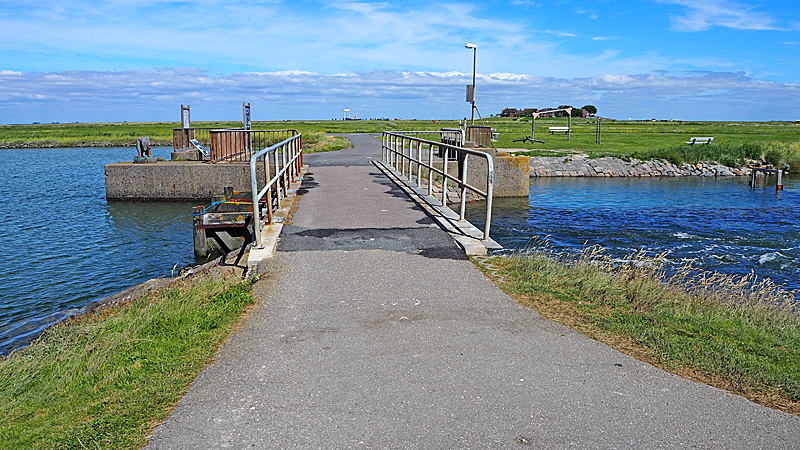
xmin=146 ymin=134 xmax=799 ymax=448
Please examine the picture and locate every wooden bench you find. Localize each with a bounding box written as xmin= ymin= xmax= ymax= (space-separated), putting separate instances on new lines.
xmin=548 ymin=127 xmax=570 ymax=134
xmin=685 ymin=137 xmax=713 ymax=145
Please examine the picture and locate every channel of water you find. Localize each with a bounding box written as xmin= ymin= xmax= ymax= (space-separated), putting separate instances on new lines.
xmin=0 ymin=147 xmax=197 ymax=355
xmin=467 ymin=174 xmax=799 ymax=294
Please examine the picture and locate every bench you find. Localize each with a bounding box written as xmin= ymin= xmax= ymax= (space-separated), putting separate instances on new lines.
xmin=685 ymin=137 xmax=713 ymax=145
xmin=548 ymin=127 xmax=570 ymax=134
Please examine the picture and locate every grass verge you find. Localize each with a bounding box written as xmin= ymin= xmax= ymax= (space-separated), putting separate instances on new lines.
xmin=0 ymin=273 xmax=257 ymax=449
xmin=474 ymin=246 xmax=800 ymax=417
xmin=303 ymin=131 xmax=351 ymax=153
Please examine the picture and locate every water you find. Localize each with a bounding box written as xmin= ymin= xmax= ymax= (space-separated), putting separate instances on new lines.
xmin=467 ymin=175 xmax=800 ymax=292
xmin=0 ymin=147 xmax=197 ymax=355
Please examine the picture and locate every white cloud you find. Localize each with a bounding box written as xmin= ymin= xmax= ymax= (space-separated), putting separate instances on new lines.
xmin=658 ymin=0 xmax=781 ymax=32
xmin=1 ymin=68 xmax=797 ymax=123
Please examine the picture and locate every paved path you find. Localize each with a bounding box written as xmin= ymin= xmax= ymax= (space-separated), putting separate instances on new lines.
xmin=147 ymin=134 xmax=799 ymax=449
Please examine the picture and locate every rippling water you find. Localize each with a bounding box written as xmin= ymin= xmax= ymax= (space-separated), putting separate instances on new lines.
xmin=0 ymin=147 xmax=197 ymax=355
xmin=467 ymin=175 xmax=800 ymax=292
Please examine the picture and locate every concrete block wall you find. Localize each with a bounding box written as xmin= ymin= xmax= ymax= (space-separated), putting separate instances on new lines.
xmin=105 ymin=162 xmax=254 ymax=201
xmin=456 ymin=149 xmax=531 ymax=198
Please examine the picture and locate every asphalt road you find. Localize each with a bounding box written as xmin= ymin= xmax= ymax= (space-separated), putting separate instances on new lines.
xmin=146 ymin=134 xmax=800 ymax=449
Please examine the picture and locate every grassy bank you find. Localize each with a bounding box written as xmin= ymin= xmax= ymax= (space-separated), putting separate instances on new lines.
xmin=0 ymin=272 xmax=256 ymax=449
xmin=628 ymin=141 xmax=800 ymax=172
xmin=475 ymin=247 xmax=800 ymax=416
xmin=3 ymin=118 xmax=799 ymax=151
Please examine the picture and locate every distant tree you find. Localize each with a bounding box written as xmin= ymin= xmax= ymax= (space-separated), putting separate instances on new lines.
xmin=556 ymin=105 xmax=573 ymax=117
xmin=582 ymin=105 xmax=598 ymax=115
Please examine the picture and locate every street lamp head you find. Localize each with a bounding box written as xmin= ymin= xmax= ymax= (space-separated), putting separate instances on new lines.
xmin=465 ymin=43 xmax=477 ymax=49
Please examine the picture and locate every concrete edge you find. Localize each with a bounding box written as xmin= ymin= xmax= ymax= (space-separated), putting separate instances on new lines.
xmin=371 ymin=160 xmax=501 ymax=256
xmin=246 ymin=166 xmax=308 ymax=269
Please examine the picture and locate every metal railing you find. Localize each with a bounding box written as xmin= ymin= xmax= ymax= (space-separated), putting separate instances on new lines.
xmin=395 ymin=128 xmax=465 ymax=147
xmin=381 ymin=131 xmax=494 ymax=241
xmin=211 ymin=129 xmax=300 ymax=163
xmin=250 ymin=134 xmax=303 ymax=248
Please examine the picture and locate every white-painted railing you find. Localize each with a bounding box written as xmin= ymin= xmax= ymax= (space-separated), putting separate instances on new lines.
xmin=250 ymin=134 xmax=303 ymax=248
xmin=381 ymin=131 xmax=494 ymax=242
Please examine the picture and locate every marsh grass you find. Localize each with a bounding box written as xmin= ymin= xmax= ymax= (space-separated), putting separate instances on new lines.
xmin=629 ymin=141 xmax=800 ymax=169
xmin=477 ymin=243 xmax=800 ymax=415
xmin=0 ymin=274 xmax=256 ymax=449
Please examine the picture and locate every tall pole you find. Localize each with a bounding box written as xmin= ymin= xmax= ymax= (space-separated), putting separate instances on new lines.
xmin=465 ymin=43 xmax=477 ymax=126
xmin=471 ymin=47 xmax=476 ymax=125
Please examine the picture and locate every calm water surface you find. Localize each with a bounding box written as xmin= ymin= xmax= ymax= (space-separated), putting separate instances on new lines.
xmin=0 ymin=147 xmax=197 ymax=355
xmin=467 ymin=175 xmax=800 ymax=292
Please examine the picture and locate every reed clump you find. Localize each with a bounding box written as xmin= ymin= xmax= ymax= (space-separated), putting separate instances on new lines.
xmin=480 ymin=243 xmax=800 ymax=415
xmin=632 ymin=141 xmax=800 ymax=172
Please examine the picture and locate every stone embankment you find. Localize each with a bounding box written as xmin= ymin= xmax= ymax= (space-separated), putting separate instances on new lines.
xmin=530 ymin=156 xmax=748 ymax=177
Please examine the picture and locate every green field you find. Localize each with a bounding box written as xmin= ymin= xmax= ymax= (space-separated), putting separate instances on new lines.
xmin=2 ymin=118 xmax=799 ymax=169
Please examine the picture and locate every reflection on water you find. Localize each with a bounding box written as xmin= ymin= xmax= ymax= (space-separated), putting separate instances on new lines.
xmin=467 ymin=174 xmax=800 ymax=292
xmin=0 ymin=147 xmax=197 ymax=355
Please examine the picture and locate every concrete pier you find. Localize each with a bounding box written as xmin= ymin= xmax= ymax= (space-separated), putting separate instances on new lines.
xmin=105 ymin=161 xmax=254 ymax=201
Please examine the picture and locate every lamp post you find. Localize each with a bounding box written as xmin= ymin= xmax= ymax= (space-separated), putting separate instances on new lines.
xmin=465 ymin=43 xmax=477 ymax=125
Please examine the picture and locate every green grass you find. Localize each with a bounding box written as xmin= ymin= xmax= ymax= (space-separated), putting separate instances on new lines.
xmin=3 ymin=118 xmax=799 ymax=168
xmin=477 ymin=246 xmax=800 ymax=416
xmin=3 ymin=118 xmax=799 ymax=154
xmin=0 ymin=273 xmax=256 ymax=449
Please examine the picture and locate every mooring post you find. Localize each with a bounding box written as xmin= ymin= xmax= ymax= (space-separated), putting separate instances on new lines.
xmin=193 ymin=205 xmax=207 ymax=258
xmin=777 ymin=169 xmax=783 ymax=191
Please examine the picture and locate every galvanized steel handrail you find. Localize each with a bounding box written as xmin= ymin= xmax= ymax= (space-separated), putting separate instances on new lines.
xmin=250 ymin=134 xmax=303 ymax=248
xmin=381 ymin=131 xmax=494 ymax=241
xmin=395 ymin=128 xmax=465 ymax=147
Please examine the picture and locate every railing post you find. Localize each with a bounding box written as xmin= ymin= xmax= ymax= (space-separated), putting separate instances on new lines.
xmin=264 ymin=152 xmax=273 ymax=225
xmin=416 ymin=141 xmax=423 ymax=186
xmin=441 ymin=150 xmax=449 ymax=205
xmin=484 ymin=158 xmax=494 ymax=241
xmin=406 ymin=138 xmax=413 ymax=181
xmin=459 ymin=154 xmax=468 ymax=221
xmin=427 ymin=143 xmax=434 ymax=196
xmin=251 ymin=155 xmax=263 ymax=248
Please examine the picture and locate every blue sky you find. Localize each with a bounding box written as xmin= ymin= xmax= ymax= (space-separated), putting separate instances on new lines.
xmin=1 ymin=0 xmax=799 ymax=123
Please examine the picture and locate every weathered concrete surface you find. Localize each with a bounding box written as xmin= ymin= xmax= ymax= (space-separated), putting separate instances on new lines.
xmin=104 ymin=161 xmax=253 ymax=200
xmin=146 ymin=134 xmax=800 ymax=449
xmin=431 ymin=149 xmax=530 ymax=199
xmin=467 ymin=149 xmax=530 ymax=197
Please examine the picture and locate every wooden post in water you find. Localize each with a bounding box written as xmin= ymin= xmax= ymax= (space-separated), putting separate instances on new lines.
xmin=193 ymin=205 xmax=207 ymax=258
